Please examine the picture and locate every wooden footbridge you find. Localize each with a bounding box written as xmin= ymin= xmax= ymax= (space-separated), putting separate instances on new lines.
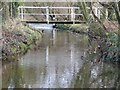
xmin=18 ymin=6 xmax=104 ymax=24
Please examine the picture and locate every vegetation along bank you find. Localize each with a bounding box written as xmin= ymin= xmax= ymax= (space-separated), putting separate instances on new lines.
xmin=2 ymin=19 xmax=42 ymax=62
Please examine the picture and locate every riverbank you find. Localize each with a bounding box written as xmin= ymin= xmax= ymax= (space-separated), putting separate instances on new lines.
xmin=56 ymin=22 xmax=119 ymax=63
xmin=56 ymin=24 xmax=88 ymax=34
xmin=56 ymin=23 xmax=120 ymax=88
xmin=2 ymin=19 xmax=42 ymax=62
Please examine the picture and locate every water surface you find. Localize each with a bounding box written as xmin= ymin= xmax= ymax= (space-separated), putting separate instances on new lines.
xmin=2 ymin=30 xmax=88 ymax=88
xmin=2 ymin=30 xmax=120 ymax=88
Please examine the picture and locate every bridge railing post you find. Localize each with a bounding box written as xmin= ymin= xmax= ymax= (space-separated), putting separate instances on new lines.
xmin=21 ymin=6 xmax=24 ymax=21
xmin=94 ymin=6 xmax=101 ymax=19
xmin=98 ymin=7 xmax=101 ymax=19
xmin=71 ymin=7 xmax=75 ymax=24
xmin=106 ymin=8 xmax=108 ymax=19
xmin=46 ymin=6 xmax=49 ymax=24
xmin=18 ymin=7 xmax=20 ymax=20
xmin=95 ymin=7 xmax=98 ymax=18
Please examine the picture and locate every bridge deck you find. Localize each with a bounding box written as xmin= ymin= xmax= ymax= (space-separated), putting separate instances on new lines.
xmin=23 ymin=21 xmax=86 ymax=24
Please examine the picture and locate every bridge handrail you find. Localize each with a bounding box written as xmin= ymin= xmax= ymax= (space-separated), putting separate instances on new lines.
xmin=18 ymin=6 xmax=104 ymax=23
xmin=19 ymin=13 xmax=83 ymax=15
xmin=18 ymin=6 xmax=80 ymax=9
xmin=18 ymin=6 xmax=103 ymax=9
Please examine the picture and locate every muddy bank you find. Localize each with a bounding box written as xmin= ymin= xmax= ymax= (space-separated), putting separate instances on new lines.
xmin=2 ymin=20 xmax=42 ymax=62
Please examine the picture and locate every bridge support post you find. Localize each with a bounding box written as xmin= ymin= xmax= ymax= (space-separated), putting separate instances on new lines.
xmin=46 ymin=6 xmax=49 ymax=24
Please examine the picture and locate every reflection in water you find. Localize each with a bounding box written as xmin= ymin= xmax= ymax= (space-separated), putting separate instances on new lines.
xmin=91 ymin=65 xmax=99 ymax=79
xmin=45 ymin=46 xmax=49 ymax=65
xmin=74 ymin=61 xmax=120 ymax=88
xmin=0 ymin=61 xmax=2 ymax=89
xmin=2 ymin=30 xmax=86 ymax=88
xmin=2 ymin=30 xmax=120 ymax=88
xmin=52 ymin=30 xmax=56 ymax=45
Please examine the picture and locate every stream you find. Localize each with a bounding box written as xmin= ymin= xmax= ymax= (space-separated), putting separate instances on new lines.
xmin=1 ymin=25 xmax=120 ymax=88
